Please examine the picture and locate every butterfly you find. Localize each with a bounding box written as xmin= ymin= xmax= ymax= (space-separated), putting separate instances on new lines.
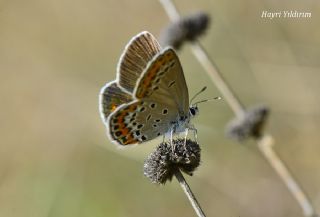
xmin=99 ymin=31 xmax=199 ymax=146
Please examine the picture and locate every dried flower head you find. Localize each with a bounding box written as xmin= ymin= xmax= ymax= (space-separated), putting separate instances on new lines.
xmin=144 ymin=139 xmax=201 ymax=184
xmin=226 ymin=104 xmax=270 ymax=141
xmin=159 ymin=12 xmax=210 ymax=50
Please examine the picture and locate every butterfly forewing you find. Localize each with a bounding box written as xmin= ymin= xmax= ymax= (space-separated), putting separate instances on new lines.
xmin=117 ymin=31 xmax=161 ymax=93
xmin=134 ymin=48 xmax=189 ymax=114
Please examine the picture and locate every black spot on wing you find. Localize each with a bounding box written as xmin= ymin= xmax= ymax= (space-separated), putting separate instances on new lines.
xmin=139 ymin=107 xmax=145 ymax=112
xmin=150 ymin=103 xmax=156 ymax=108
xmin=162 ymin=109 xmax=168 ymax=115
xmin=168 ymin=81 xmax=175 ymax=87
xmin=113 ymin=125 xmax=119 ymax=130
xmin=141 ymin=135 xmax=147 ymax=141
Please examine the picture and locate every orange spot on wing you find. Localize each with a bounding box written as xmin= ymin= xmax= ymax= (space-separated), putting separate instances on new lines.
xmin=166 ymin=52 xmax=173 ymax=59
xmin=122 ymin=128 xmax=129 ymax=135
xmin=124 ymin=137 xmax=139 ymax=145
xmin=111 ymin=104 xmax=117 ymax=111
xmin=125 ymin=134 xmax=138 ymax=144
xmin=127 ymin=105 xmax=137 ymax=112
xmin=137 ymin=60 xmax=163 ymax=98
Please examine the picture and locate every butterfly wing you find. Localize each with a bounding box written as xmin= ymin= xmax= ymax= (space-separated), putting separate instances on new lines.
xmin=99 ymin=81 xmax=132 ymax=124
xmin=134 ymin=47 xmax=189 ymax=114
xmin=117 ymin=31 xmax=161 ymax=94
xmin=107 ymin=98 xmax=181 ymax=146
xmin=107 ymin=48 xmax=189 ymax=146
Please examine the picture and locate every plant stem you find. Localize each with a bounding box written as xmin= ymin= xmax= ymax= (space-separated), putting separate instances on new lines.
xmin=174 ymin=169 xmax=206 ymax=217
xmin=257 ymin=135 xmax=316 ymax=217
xmin=159 ymin=0 xmax=318 ymax=216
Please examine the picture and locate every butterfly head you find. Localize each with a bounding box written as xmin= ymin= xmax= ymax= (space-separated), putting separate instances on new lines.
xmin=189 ymin=86 xmax=221 ymax=120
xmin=188 ymin=86 xmax=206 ymax=119
xmin=189 ymin=105 xmax=199 ymax=118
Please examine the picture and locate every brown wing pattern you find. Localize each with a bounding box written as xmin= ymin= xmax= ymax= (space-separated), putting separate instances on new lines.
xmin=100 ymin=33 xmax=190 ymax=146
xmin=134 ymin=48 xmax=189 ymax=114
xmin=117 ymin=31 xmax=161 ymax=93
xmin=99 ymin=81 xmax=132 ymax=123
xmin=107 ymin=97 xmax=180 ymax=146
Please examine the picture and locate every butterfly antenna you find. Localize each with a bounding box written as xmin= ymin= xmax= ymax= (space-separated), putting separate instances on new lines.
xmin=190 ymin=86 xmax=207 ymax=104
xmin=194 ymin=96 xmax=222 ymax=106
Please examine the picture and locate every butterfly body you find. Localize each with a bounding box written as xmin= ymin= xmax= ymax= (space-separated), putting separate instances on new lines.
xmin=99 ymin=31 xmax=198 ymax=146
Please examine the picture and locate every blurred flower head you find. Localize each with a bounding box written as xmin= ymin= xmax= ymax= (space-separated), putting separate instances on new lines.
xmin=226 ymin=104 xmax=270 ymax=141
xmin=159 ymin=11 xmax=210 ymax=50
xmin=144 ymin=139 xmax=201 ymax=184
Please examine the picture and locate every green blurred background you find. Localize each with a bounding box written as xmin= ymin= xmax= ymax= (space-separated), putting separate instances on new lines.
xmin=0 ymin=0 xmax=319 ymax=216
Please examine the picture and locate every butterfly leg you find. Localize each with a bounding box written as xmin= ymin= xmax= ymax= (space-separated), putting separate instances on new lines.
xmin=188 ymin=125 xmax=198 ymax=143
xmin=184 ymin=128 xmax=189 ymax=148
xmin=193 ymin=128 xmax=198 ymax=143
xmin=171 ymin=128 xmax=173 ymax=145
xmin=170 ymin=127 xmax=179 ymax=153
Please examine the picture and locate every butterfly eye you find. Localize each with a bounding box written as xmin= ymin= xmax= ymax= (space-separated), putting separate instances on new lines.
xmin=189 ymin=107 xmax=197 ymax=116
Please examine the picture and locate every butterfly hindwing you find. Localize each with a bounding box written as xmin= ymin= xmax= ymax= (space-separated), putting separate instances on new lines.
xmin=107 ymin=100 xmax=142 ymax=146
xmin=130 ymin=98 xmax=181 ymax=143
xmin=117 ymin=31 xmax=161 ymax=93
xmin=107 ymin=97 xmax=181 ymax=146
xmin=99 ymin=81 xmax=132 ymax=123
